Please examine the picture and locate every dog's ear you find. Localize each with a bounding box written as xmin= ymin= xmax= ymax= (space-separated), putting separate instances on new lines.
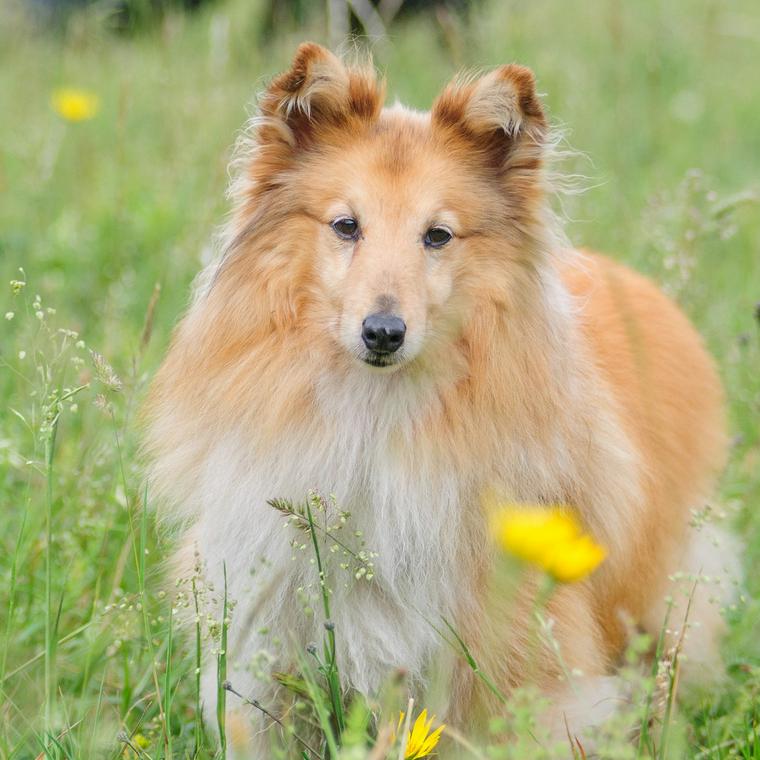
xmin=431 ymin=65 xmax=547 ymax=171
xmin=257 ymin=42 xmax=383 ymax=151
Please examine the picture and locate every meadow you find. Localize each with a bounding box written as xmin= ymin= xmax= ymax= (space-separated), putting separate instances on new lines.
xmin=1 ymin=0 xmax=759 ymax=757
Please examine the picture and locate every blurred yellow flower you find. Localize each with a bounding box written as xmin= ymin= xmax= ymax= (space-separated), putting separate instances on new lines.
xmin=121 ymin=732 xmax=150 ymax=757
xmin=490 ymin=505 xmax=606 ymax=583
xmin=396 ymin=709 xmax=445 ymax=759
xmin=51 ymin=88 xmax=100 ymax=122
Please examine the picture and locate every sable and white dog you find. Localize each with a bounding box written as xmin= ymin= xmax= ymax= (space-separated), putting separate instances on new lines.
xmin=145 ymin=43 xmax=739 ymax=752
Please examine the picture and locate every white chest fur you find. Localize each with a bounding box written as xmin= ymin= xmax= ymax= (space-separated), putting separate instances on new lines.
xmin=195 ymin=368 xmax=471 ymax=698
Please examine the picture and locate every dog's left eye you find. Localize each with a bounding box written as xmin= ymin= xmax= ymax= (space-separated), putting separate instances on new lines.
xmin=424 ymin=226 xmax=453 ymax=248
xmin=331 ymin=217 xmax=360 ymax=241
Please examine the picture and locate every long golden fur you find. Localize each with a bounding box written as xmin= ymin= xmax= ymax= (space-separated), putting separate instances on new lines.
xmin=144 ymin=43 xmax=738 ymax=751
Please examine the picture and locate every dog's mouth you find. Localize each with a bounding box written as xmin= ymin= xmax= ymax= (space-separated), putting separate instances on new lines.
xmin=361 ymin=350 xmax=404 ymax=369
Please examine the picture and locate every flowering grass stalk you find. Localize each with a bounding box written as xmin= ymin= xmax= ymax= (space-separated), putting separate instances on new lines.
xmin=659 ymin=583 xmax=698 ymax=760
xmin=44 ymin=391 xmax=61 ymax=747
xmin=637 ymin=599 xmax=674 ymax=757
xmin=290 ymin=645 xmax=340 ymax=758
xmin=216 ymin=562 xmax=229 ymax=760
xmin=192 ymin=577 xmax=204 ymax=757
xmin=304 ymin=495 xmax=345 ymax=742
xmin=163 ymin=605 xmax=174 ymax=759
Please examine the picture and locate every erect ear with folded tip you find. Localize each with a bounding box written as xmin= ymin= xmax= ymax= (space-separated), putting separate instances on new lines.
xmin=431 ymin=64 xmax=548 ymax=172
xmin=257 ymin=42 xmax=384 ymax=152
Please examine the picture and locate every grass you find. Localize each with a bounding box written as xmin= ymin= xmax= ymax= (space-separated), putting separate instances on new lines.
xmin=1 ymin=0 xmax=759 ymax=757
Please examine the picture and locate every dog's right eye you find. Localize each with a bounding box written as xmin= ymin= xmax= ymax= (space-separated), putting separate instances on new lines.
xmin=331 ymin=217 xmax=360 ymax=241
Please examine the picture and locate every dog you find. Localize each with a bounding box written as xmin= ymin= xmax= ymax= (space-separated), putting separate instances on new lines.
xmin=144 ymin=42 xmax=739 ymax=753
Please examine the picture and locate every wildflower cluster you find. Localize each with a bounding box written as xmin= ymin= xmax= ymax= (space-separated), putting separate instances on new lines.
xmin=4 ymin=270 xmax=90 ymax=448
xmin=173 ymin=551 xmax=237 ymax=653
xmin=271 ymin=492 xmax=378 ymax=585
xmin=642 ymin=169 xmax=754 ymax=298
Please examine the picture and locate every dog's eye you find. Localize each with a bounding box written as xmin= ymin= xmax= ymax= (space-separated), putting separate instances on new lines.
xmin=331 ymin=217 xmax=360 ymax=241
xmin=424 ymin=226 xmax=453 ymax=249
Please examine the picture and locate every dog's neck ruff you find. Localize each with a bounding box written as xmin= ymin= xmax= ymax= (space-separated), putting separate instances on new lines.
xmin=194 ymin=362 xmax=473 ymax=695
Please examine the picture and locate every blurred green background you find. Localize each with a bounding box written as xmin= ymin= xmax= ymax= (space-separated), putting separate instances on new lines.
xmin=1 ymin=0 xmax=759 ymax=757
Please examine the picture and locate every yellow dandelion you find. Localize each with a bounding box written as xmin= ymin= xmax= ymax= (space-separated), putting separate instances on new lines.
xmin=396 ymin=709 xmax=445 ymax=759
xmin=490 ymin=505 xmax=606 ymax=583
xmin=51 ymin=88 xmax=100 ymax=122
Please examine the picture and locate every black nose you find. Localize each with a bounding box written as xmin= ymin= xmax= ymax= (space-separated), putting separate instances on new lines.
xmin=361 ymin=314 xmax=406 ymax=354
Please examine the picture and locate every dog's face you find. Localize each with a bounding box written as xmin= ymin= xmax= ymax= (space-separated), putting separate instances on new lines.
xmin=288 ymin=120 xmax=498 ymax=370
xmin=220 ymin=43 xmax=548 ymax=372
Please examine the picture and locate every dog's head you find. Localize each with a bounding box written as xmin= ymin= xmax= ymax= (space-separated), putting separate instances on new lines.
xmin=213 ymin=43 xmax=551 ymax=372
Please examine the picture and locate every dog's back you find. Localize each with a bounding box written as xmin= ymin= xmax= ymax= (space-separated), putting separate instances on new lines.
xmin=561 ymin=251 xmax=734 ymax=666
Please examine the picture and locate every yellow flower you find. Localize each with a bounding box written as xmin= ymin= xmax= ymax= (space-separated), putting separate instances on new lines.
xmin=396 ymin=709 xmax=445 ymax=759
xmin=51 ymin=88 xmax=100 ymax=122
xmin=490 ymin=505 xmax=606 ymax=583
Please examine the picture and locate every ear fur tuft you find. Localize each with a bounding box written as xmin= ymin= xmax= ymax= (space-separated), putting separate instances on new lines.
xmin=258 ymin=42 xmax=383 ymax=148
xmin=466 ymin=65 xmax=545 ymax=136
xmin=432 ymin=64 xmax=547 ymax=164
xmin=261 ymin=42 xmax=350 ymax=120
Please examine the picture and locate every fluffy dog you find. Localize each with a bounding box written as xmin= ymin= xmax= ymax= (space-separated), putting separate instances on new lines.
xmin=145 ymin=43 xmax=738 ymax=752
